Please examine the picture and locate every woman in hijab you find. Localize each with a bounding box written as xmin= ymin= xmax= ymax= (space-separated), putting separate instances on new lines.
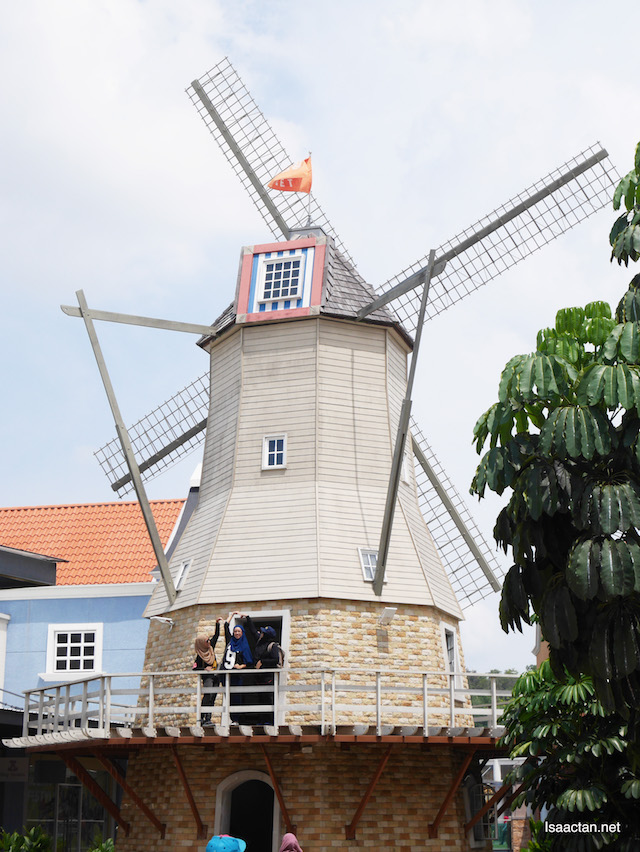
xmin=219 ymin=612 xmax=254 ymax=722
xmin=279 ymin=833 xmax=303 ymax=852
xmin=244 ymin=618 xmax=284 ymax=725
xmin=192 ymin=619 xmax=221 ymax=725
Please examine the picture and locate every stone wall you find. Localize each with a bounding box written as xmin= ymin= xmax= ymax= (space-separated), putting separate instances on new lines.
xmin=116 ymin=741 xmax=483 ymax=852
xmin=140 ymin=598 xmax=470 ymax=728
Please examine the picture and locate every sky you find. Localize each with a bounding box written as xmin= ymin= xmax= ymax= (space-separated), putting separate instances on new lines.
xmin=1 ymin=0 xmax=639 ymax=673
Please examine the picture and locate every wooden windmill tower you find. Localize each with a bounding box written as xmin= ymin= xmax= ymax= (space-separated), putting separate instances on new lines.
xmin=54 ymin=58 xmax=617 ymax=850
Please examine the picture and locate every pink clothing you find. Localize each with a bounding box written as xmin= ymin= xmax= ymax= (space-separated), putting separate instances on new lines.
xmin=279 ymin=833 xmax=303 ymax=852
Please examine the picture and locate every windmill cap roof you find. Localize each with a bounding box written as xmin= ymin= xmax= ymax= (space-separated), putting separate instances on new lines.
xmin=202 ymin=233 xmax=413 ymax=347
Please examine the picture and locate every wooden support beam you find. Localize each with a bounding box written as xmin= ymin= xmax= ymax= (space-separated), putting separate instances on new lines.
xmin=260 ymin=744 xmax=296 ymax=835
xmin=58 ymin=753 xmax=130 ymax=837
xmin=497 ymin=779 xmax=528 ymax=817
xmin=96 ymin=756 xmax=166 ymax=838
xmin=464 ymin=778 xmax=512 ymax=834
xmin=345 ymin=744 xmax=393 ymax=840
xmin=428 ymin=750 xmax=475 ymax=839
xmin=171 ymin=746 xmax=208 ymax=839
xmin=467 ymin=758 xmax=534 ymax=832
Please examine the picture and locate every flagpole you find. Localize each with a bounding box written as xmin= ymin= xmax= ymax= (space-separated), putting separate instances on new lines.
xmin=307 ymin=151 xmax=312 ymax=225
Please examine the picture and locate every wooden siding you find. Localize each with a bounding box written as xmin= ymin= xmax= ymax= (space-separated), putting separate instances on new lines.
xmin=145 ymin=332 xmax=243 ymax=616
xmin=148 ymin=316 xmax=462 ymax=618
xmin=199 ymin=321 xmax=320 ymax=601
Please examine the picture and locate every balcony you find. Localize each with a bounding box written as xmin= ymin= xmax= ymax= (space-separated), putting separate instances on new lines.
xmin=4 ymin=668 xmax=518 ymax=748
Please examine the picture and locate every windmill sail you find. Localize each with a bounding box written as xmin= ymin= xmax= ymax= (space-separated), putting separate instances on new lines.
xmin=188 ymin=58 xmax=354 ymax=265
xmin=95 ymin=373 xmax=209 ymax=494
xmin=371 ymin=144 xmax=618 ymax=336
xmin=410 ymin=419 xmax=503 ymax=608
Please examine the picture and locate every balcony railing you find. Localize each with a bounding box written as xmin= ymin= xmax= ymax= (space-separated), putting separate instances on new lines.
xmin=20 ymin=668 xmax=518 ymax=739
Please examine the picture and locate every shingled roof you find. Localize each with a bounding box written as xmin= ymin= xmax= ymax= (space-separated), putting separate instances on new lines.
xmin=0 ymin=500 xmax=184 ymax=586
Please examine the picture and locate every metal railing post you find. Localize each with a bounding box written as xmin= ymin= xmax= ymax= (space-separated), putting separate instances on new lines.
xmin=273 ymin=670 xmax=279 ymax=726
xmin=375 ymin=671 xmax=382 ymax=735
xmin=422 ymin=674 xmax=429 ymax=732
xmin=449 ymin=673 xmax=456 ymax=728
xmin=196 ymin=674 xmax=202 ymax=723
xmin=320 ymin=671 xmax=326 ymax=735
xmin=331 ymin=671 xmax=336 ymax=734
xmin=22 ymin=691 xmax=30 ymax=737
xmin=37 ymin=691 xmax=45 ymax=734
xmin=105 ymin=676 xmax=112 ymax=730
xmin=148 ymin=675 xmax=155 ymax=728
xmin=81 ymin=681 xmax=88 ymax=728
xmin=53 ymin=687 xmax=61 ymax=732
xmin=63 ymin=684 xmax=71 ymax=730
xmin=224 ymin=671 xmax=231 ymax=728
xmin=490 ymin=676 xmax=498 ymax=727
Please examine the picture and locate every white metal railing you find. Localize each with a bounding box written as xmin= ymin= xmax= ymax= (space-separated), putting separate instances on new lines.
xmin=20 ymin=669 xmax=518 ymax=737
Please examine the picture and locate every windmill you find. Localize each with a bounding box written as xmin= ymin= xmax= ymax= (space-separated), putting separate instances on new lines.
xmin=66 ymin=57 xmax=618 ymax=612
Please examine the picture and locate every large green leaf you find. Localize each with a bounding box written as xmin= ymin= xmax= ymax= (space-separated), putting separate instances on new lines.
xmin=590 ymin=617 xmax=613 ymax=679
xmin=581 ymin=479 xmax=640 ymax=536
xmin=600 ymin=539 xmax=635 ymax=598
xmin=566 ymin=540 xmax=600 ymax=600
xmin=613 ymin=611 xmax=638 ymax=677
xmin=585 ymin=316 xmax=616 ymax=347
xmin=578 ymin=362 xmax=640 ymax=410
xmin=620 ymin=322 xmax=640 ymax=363
xmin=539 ymin=406 xmax=610 ymax=460
xmin=584 ymin=301 xmax=612 ymax=320
xmin=556 ymin=306 xmax=586 ymax=337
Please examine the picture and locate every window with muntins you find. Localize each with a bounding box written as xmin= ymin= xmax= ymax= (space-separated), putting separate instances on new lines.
xmin=258 ymin=252 xmax=305 ymax=312
xmin=262 ymin=435 xmax=286 ymax=469
xmin=54 ymin=629 xmax=97 ymax=672
xmin=358 ymin=548 xmax=378 ymax=582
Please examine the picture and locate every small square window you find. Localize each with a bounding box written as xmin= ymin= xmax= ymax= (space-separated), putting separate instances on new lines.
xmin=358 ymin=548 xmax=378 ymax=582
xmin=259 ymin=254 xmax=303 ymax=306
xmin=46 ymin=624 xmax=103 ymax=679
xmin=262 ymin=434 xmax=287 ymax=469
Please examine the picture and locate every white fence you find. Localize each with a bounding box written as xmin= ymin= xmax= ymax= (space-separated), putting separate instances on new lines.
xmin=22 ymin=668 xmax=518 ymax=737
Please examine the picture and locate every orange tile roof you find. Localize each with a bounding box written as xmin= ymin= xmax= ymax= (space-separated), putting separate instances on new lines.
xmin=0 ymin=500 xmax=184 ymax=585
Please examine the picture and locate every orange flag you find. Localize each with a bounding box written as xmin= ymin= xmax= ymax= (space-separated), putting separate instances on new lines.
xmin=267 ymin=157 xmax=312 ymax=194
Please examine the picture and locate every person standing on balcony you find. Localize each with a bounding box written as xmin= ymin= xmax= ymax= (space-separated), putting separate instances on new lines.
xmin=193 ymin=619 xmax=221 ymax=725
xmin=244 ymin=618 xmax=284 ymax=725
xmin=220 ymin=612 xmax=254 ymax=723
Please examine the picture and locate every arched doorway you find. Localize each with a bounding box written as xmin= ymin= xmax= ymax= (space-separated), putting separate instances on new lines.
xmin=215 ymin=770 xmax=280 ymax=852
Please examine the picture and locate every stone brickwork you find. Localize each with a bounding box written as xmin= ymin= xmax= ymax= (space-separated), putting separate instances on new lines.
xmin=141 ymin=598 xmax=470 ymax=727
xmin=116 ymin=741 xmax=481 ymax=852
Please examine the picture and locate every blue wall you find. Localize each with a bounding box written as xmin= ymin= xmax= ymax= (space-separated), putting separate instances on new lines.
xmin=2 ymin=594 xmax=150 ymax=700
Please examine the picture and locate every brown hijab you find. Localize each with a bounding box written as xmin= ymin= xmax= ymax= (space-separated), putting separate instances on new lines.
xmin=195 ymin=634 xmax=216 ymax=667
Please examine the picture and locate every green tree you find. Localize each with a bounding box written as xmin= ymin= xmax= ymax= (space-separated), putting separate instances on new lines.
xmin=470 ymin=142 xmax=640 ymax=714
xmin=499 ymin=662 xmax=640 ymax=850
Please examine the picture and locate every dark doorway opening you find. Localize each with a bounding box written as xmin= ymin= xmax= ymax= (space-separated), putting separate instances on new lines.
xmin=229 ymin=779 xmax=274 ymax=852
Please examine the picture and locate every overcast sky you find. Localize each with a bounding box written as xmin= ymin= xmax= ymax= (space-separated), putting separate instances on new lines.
xmin=1 ymin=1 xmax=638 ymax=672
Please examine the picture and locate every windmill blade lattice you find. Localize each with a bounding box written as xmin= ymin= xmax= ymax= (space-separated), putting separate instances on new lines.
xmin=95 ymin=373 xmax=209 ymax=494
xmin=383 ymin=144 xmax=618 ymax=336
xmin=410 ymin=418 xmax=503 ymax=608
xmin=188 ymin=57 xmax=355 ymax=266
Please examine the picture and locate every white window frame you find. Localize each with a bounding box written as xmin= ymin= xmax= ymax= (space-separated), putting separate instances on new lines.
xmin=441 ymin=621 xmax=463 ymax=689
xmin=257 ymin=251 xmax=306 ymax=310
xmin=0 ymin=613 xmax=10 ymax=693
xmin=227 ymin=608 xmax=291 ymax=725
xmin=43 ymin=623 xmax=103 ymax=681
xmin=358 ymin=548 xmax=379 ymax=582
xmin=262 ymin=434 xmax=287 ymax=470
xmin=174 ymin=559 xmax=191 ymax=592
